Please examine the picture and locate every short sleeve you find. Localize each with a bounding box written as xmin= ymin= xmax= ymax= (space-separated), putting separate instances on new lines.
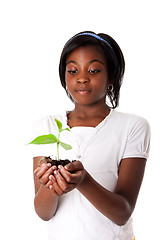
xmin=122 ymin=116 xmax=151 ymax=159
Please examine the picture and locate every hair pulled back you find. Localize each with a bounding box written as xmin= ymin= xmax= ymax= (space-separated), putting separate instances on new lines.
xmin=59 ymin=31 xmax=125 ymax=108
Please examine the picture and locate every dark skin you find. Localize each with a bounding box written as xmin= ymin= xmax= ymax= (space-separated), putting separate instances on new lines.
xmin=33 ymin=45 xmax=146 ymax=225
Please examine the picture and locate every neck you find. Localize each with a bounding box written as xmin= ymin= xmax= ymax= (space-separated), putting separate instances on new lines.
xmin=72 ymin=102 xmax=110 ymax=119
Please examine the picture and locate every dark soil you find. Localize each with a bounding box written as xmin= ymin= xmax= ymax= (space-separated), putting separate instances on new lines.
xmin=38 ymin=156 xmax=76 ymax=167
xmin=47 ymin=158 xmax=71 ymax=167
xmin=39 ymin=156 xmax=76 ymax=167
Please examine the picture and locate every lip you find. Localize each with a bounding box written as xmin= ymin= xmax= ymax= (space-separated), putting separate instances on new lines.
xmin=75 ymin=89 xmax=91 ymax=95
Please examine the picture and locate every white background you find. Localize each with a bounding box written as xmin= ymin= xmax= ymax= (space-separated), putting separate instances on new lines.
xmin=0 ymin=0 xmax=159 ymax=239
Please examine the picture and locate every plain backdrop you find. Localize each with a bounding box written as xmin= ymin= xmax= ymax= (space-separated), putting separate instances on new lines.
xmin=0 ymin=0 xmax=159 ymax=239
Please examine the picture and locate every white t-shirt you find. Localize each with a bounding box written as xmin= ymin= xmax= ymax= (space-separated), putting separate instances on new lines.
xmin=31 ymin=110 xmax=150 ymax=240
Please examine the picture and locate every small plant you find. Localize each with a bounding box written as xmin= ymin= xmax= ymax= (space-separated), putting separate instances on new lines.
xmin=29 ymin=119 xmax=72 ymax=161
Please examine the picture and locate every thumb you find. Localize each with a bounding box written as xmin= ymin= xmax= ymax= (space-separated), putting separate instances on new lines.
xmin=64 ymin=160 xmax=84 ymax=172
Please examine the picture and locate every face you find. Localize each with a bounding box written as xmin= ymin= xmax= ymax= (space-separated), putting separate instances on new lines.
xmin=65 ymin=45 xmax=109 ymax=106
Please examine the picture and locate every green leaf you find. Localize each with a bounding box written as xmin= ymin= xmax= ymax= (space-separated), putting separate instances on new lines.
xmin=59 ymin=141 xmax=72 ymax=150
xmin=60 ymin=127 xmax=71 ymax=132
xmin=28 ymin=134 xmax=57 ymax=145
xmin=55 ymin=119 xmax=62 ymax=131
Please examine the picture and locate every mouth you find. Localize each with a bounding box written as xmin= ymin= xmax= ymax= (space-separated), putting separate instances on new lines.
xmin=75 ymin=89 xmax=91 ymax=95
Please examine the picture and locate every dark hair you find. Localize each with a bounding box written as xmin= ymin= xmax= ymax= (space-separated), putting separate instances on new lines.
xmin=59 ymin=31 xmax=125 ymax=108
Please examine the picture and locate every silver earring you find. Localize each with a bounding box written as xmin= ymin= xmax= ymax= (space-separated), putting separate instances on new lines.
xmin=108 ymin=84 xmax=114 ymax=95
xmin=66 ymin=86 xmax=70 ymax=96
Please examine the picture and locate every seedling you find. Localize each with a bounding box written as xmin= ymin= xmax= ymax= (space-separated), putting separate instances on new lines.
xmin=29 ymin=119 xmax=72 ymax=160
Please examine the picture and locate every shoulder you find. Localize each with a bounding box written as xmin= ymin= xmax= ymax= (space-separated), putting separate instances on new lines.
xmin=32 ymin=111 xmax=68 ymax=136
xmin=112 ymin=111 xmax=151 ymax=160
xmin=111 ymin=110 xmax=150 ymax=131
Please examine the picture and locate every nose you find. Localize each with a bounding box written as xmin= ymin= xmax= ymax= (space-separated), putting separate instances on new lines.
xmin=76 ymin=75 xmax=90 ymax=84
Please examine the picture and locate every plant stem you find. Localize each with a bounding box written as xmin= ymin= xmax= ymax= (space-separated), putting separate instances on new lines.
xmin=57 ymin=131 xmax=60 ymax=160
xmin=57 ymin=142 xmax=59 ymax=160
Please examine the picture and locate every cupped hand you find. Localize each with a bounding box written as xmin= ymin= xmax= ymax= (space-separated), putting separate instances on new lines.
xmin=34 ymin=163 xmax=57 ymax=189
xmin=49 ymin=161 xmax=86 ymax=196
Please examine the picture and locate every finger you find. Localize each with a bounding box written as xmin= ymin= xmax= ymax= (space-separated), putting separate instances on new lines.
xmin=58 ymin=165 xmax=74 ymax=183
xmin=38 ymin=157 xmax=48 ymax=166
xmin=64 ymin=161 xmax=84 ymax=172
xmin=59 ymin=165 xmax=85 ymax=185
xmin=53 ymin=170 xmax=75 ymax=193
xmin=47 ymin=176 xmax=59 ymax=196
xmin=45 ymin=179 xmax=53 ymax=189
xmin=39 ymin=166 xmax=56 ymax=185
xmin=54 ymin=171 xmax=75 ymax=193
xmin=49 ymin=187 xmax=59 ymax=197
xmin=50 ymin=172 xmax=64 ymax=196
xmin=34 ymin=163 xmax=45 ymax=176
xmin=34 ymin=163 xmax=51 ymax=179
xmin=48 ymin=181 xmax=60 ymax=197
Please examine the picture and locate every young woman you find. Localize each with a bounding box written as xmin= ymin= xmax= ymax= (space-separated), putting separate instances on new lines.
xmin=32 ymin=31 xmax=150 ymax=240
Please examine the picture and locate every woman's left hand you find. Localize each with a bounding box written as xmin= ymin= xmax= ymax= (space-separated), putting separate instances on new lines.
xmin=49 ymin=161 xmax=86 ymax=196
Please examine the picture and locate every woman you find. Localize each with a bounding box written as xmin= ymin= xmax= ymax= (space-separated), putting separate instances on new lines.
xmin=32 ymin=31 xmax=150 ymax=240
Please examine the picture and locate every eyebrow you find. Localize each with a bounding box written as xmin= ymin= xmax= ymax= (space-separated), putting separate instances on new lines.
xmin=66 ymin=59 xmax=104 ymax=65
xmin=88 ymin=59 xmax=104 ymax=65
xmin=66 ymin=60 xmax=77 ymax=65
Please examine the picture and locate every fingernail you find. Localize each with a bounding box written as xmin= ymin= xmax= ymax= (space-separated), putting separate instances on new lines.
xmin=54 ymin=170 xmax=58 ymax=175
xmin=58 ymin=165 xmax=62 ymax=169
xmin=49 ymin=175 xmax=55 ymax=182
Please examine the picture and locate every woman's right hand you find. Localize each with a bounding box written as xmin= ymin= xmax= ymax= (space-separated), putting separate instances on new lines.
xmin=33 ymin=157 xmax=59 ymax=220
xmin=34 ymin=162 xmax=57 ymax=190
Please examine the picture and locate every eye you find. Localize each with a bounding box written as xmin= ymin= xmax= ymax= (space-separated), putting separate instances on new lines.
xmin=89 ymin=69 xmax=101 ymax=75
xmin=67 ymin=70 xmax=78 ymax=74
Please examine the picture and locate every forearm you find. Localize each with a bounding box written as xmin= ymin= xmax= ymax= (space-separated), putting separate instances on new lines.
xmin=34 ymin=185 xmax=59 ymax=221
xmin=77 ymin=171 xmax=132 ymax=226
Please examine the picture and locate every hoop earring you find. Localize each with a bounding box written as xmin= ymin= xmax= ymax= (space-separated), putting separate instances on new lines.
xmin=106 ymin=84 xmax=114 ymax=108
xmin=107 ymin=84 xmax=114 ymax=95
xmin=66 ymin=86 xmax=70 ymax=97
xmin=66 ymin=86 xmax=69 ymax=93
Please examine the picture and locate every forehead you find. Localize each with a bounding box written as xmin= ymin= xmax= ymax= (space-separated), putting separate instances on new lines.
xmin=66 ymin=45 xmax=107 ymax=64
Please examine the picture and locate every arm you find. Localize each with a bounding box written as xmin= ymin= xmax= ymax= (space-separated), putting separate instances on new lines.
xmin=49 ymin=158 xmax=146 ymax=226
xmin=33 ymin=156 xmax=59 ymax=221
xmin=77 ymin=157 xmax=146 ymax=226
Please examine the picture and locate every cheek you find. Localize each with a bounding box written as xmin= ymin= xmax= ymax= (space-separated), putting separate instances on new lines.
xmin=94 ymin=77 xmax=108 ymax=90
xmin=65 ymin=78 xmax=75 ymax=92
xmin=65 ymin=71 xmax=74 ymax=83
xmin=65 ymin=77 xmax=71 ymax=86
